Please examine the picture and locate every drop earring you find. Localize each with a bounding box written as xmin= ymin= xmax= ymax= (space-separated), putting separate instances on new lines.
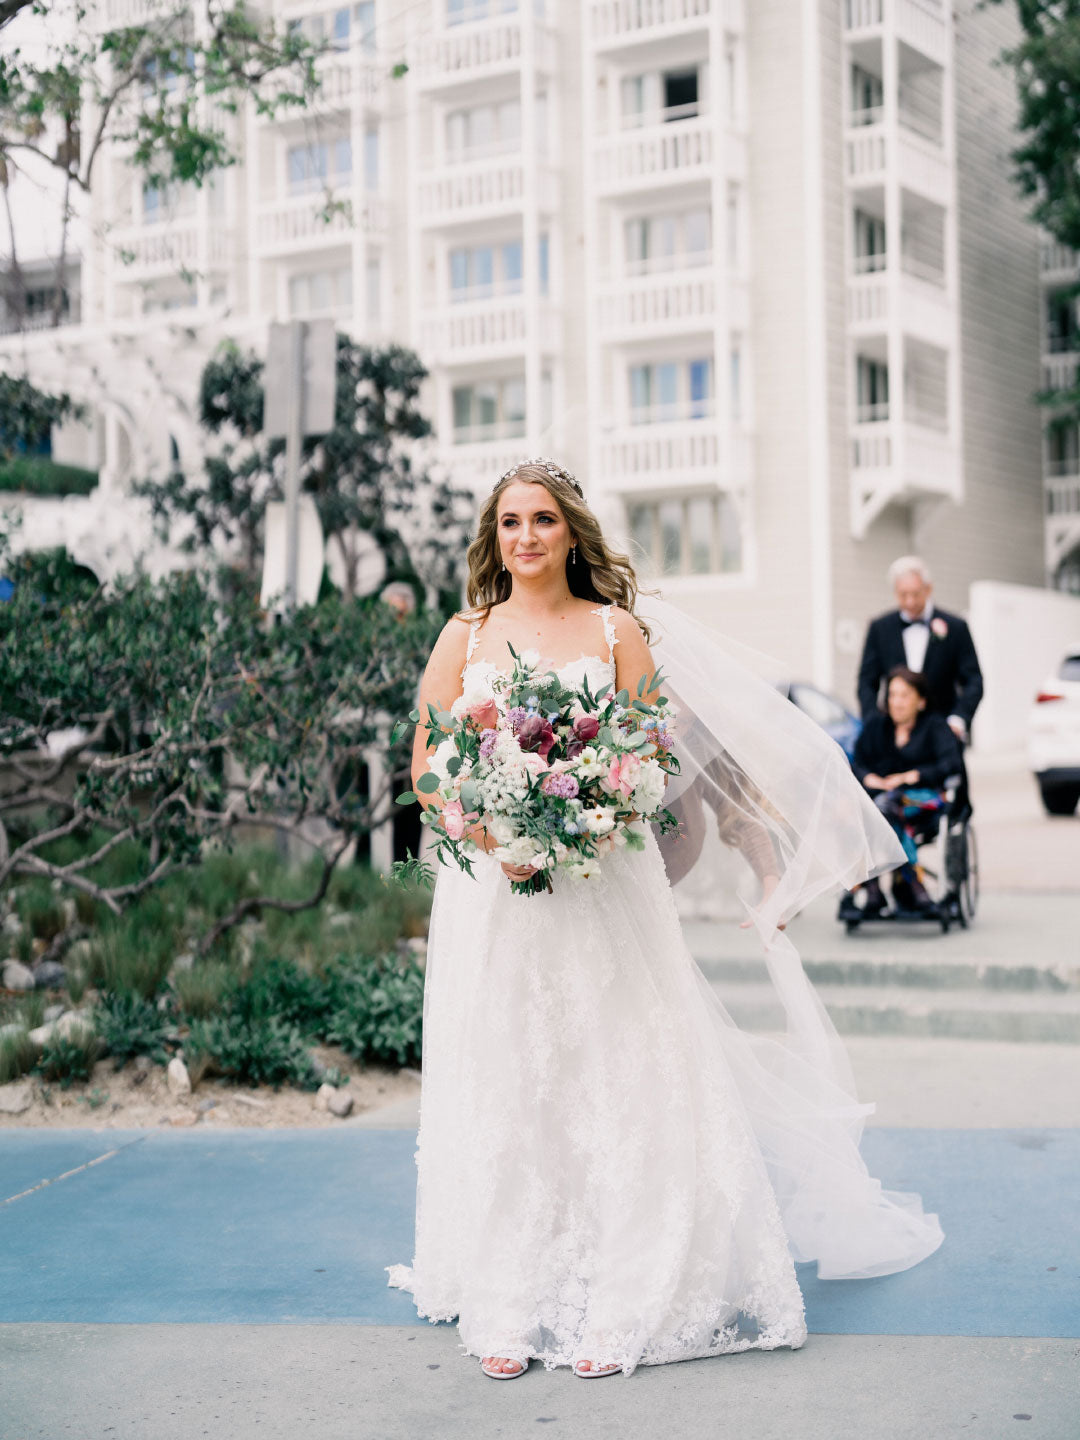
xmin=570 ymin=546 xmax=577 ymax=566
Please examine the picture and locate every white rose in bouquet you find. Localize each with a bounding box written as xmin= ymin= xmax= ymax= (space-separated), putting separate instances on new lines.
xmin=631 ymin=758 xmax=667 ymax=815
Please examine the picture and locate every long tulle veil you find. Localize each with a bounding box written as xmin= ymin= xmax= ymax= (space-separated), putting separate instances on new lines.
xmin=639 ymin=594 xmax=944 ymax=1279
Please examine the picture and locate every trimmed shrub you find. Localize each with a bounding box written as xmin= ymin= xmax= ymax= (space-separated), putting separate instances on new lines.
xmin=35 ymin=1022 xmax=103 ymax=1086
xmin=96 ymin=991 xmax=173 ymax=1068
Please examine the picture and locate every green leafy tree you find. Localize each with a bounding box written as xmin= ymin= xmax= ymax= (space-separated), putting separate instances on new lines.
xmin=991 ymin=1 xmax=1080 ymax=422
xmin=0 ymin=373 xmax=84 ymax=458
xmin=135 ymin=335 xmax=472 ymax=610
xmin=0 ymin=0 xmax=360 ymax=328
xmin=0 ymin=560 xmax=439 ymax=951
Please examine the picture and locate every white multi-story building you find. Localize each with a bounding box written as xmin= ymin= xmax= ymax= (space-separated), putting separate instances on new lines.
xmin=0 ymin=0 xmax=1049 ymax=702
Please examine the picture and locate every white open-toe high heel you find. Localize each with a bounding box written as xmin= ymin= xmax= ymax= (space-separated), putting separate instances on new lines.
xmin=573 ymin=1359 xmax=622 ymax=1379
xmin=480 ymin=1355 xmax=529 ymax=1379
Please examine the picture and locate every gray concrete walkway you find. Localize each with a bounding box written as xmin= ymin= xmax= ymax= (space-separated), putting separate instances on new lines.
xmin=1 ymin=1326 xmax=1074 ymax=1440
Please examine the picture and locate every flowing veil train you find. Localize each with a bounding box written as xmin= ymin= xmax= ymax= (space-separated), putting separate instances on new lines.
xmin=639 ymin=594 xmax=943 ymax=1278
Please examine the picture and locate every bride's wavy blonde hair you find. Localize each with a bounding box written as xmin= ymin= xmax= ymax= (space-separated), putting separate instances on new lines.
xmin=463 ymin=460 xmax=652 ymax=639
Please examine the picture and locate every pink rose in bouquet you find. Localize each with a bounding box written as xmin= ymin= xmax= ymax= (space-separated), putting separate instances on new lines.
xmin=440 ymin=799 xmax=477 ymax=840
xmin=605 ymin=752 xmax=641 ymax=798
xmin=464 ymin=698 xmax=499 ymax=730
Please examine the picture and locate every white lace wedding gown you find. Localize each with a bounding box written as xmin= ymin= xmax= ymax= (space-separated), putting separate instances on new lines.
xmin=386 ymin=607 xmax=939 ymax=1375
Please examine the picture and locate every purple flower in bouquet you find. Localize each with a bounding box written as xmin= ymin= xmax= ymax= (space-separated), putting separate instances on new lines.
xmin=517 ymin=714 xmax=556 ymax=758
xmin=479 ymin=728 xmax=498 ymax=759
xmin=573 ymin=714 xmax=600 ymax=742
xmin=541 ymin=772 xmax=580 ymax=799
xmin=506 ymin=706 xmax=528 ymax=731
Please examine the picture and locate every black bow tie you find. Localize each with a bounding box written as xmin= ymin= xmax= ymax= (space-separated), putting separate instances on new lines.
xmin=900 ymin=616 xmax=928 ymax=629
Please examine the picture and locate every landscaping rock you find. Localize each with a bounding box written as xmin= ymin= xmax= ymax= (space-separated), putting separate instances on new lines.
xmin=2 ymin=913 xmax=21 ymax=937
xmin=170 ymin=952 xmax=195 ymax=975
xmin=26 ymin=1010 xmax=93 ymax=1048
xmin=133 ymin=1054 xmax=154 ymax=1073
xmin=328 ymin=1088 xmax=354 ymax=1118
xmin=42 ymin=1003 xmax=65 ymax=1023
xmin=166 ymin=1057 xmax=191 ymax=1096
xmin=33 ymin=960 xmax=67 ymax=990
xmin=2 ymin=960 xmax=35 ymax=991
xmin=314 ymin=1082 xmax=335 ymax=1112
xmin=0 ymin=1080 xmax=33 ymax=1115
xmin=308 ymin=1053 xmax=331 ymax=1081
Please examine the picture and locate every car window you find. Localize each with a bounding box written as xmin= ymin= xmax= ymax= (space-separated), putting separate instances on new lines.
xmin=1059 ymin=655 xmax=1080 ymax=682
xmin=790 ymin=683 xmax=849 ymax=729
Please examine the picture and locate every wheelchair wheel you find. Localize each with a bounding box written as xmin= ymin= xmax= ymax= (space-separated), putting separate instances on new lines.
xmin=957 ymin=824 xmax=979 ymax=927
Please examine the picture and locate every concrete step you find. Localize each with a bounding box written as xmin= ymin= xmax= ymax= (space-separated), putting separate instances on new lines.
xmin=709 ymin=978 xmax=1080 ymax=1044
xmin=693 ymin=952 xmax=1080 ymax=994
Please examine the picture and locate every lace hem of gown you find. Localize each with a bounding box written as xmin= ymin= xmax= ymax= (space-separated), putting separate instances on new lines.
xmin=385 ymin=1262 xmax=807 ymax=1375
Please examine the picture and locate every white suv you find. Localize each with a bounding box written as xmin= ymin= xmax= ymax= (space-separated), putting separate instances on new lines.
xmin=1029 ymin=646 xmax=1080 ymax=816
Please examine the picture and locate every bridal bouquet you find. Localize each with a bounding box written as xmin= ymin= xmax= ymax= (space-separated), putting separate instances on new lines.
xmin=393 ymin=646 xmax=679 ymax=895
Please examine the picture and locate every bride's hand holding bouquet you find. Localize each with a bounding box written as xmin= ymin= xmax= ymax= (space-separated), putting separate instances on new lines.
xmin=393 ymin=646 xmax=679 ymax=896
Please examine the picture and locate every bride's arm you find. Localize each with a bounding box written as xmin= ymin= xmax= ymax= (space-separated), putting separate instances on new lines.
xmin=611 ymin=607 xmax=662 ymax=706
xmin=412 ymin=618 xmax=494 ymax=854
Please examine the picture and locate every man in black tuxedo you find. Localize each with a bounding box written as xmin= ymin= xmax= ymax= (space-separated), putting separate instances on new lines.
xmin=857 ymin=556 xmax=983 ymax=745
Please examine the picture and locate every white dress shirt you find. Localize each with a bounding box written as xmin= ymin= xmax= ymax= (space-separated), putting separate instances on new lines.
xmin=899 ymin=602 xmax=933 ymax=674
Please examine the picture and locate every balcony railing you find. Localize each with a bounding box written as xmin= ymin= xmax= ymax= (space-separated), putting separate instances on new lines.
xmin=844 ymin=0 xmax=947 ymax=64
xmin=856 ymin=402 xmax=890 ymax=424
xmin=850 ymin=411 xmax=960 ymax=535
xmin=421 ymin=299 xmax=561 ymax=360
xmin=847 ymin=264 xmax=953 ymax=345
xmin=414 ymin=13 xmax=558 ymax=90
xmin=1045 ymin=455 xmax=1080 ymax=480
xmin=1047 ymin=476 xmax=1080 ymax=516
xmin=599 ymin=419 xmax=722 ymax=484
xmin=589 ymin=0 xmax=712 ymax=46
xmin=0 ymin=307 xmax=82 ymax=337
xmin=112 ymin=220 xmax=231 ymax=277
xmin=1043 ymin=353 xmax=1080 ymax=391
xmin=1041 ymin=239 xmax=1080 ymax=278
xmin=595 ymin=115 xmax=713 ymax=193
xmin=418 ymin=158 xmax=558 ymax=226
xmin=255 ymin=193 xmax=385 ymax=252
xmin=596 ymin=269 xmax=715 ymax=338
xmin=845 ymin=121 xmax=951 ymax=206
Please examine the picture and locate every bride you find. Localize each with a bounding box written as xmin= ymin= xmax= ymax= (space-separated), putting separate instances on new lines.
xmin=386 ymin=458 xmax=943 ymax=1380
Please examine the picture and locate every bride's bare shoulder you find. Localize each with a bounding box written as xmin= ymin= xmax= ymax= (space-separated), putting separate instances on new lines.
xmin=426 ymin=613 xmax=473 ymax=669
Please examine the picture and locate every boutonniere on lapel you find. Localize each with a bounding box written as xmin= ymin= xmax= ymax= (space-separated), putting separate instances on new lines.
xmin=930 ymin=617 xmax=949 ymax=641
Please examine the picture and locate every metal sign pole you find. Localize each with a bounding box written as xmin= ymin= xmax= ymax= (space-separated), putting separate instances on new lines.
xmin=283 ymin=320 xmax=304 ymax=612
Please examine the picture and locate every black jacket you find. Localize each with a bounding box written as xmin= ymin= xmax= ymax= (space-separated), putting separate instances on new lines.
xmin=853 ymin=711 xmax=965 ymax=792
xmin=856 ymin=607 xmax=983 ymax=726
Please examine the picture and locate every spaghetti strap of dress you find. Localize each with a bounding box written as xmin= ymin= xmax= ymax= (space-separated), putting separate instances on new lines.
xmin=461 ymin=617 xmax=481 ymax=677
xmin=590 ymin=604 xmax=617 ymax=665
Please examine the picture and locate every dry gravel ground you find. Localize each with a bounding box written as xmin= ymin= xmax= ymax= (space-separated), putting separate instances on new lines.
xmin=0 ymin=1043 xmax=421 ymax=1130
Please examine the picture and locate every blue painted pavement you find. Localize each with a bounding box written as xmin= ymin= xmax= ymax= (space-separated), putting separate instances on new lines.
xmin=1 ymin=1127 xmax=1076 ymax=1338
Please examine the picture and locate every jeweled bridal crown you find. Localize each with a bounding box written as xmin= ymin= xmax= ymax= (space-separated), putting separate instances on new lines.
xmin=497 ymin=457 xmax=584 ymax=498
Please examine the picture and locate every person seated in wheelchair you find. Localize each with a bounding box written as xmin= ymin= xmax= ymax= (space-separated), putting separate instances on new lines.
xmin=839 ymin=665 xmax=964 ymax=919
